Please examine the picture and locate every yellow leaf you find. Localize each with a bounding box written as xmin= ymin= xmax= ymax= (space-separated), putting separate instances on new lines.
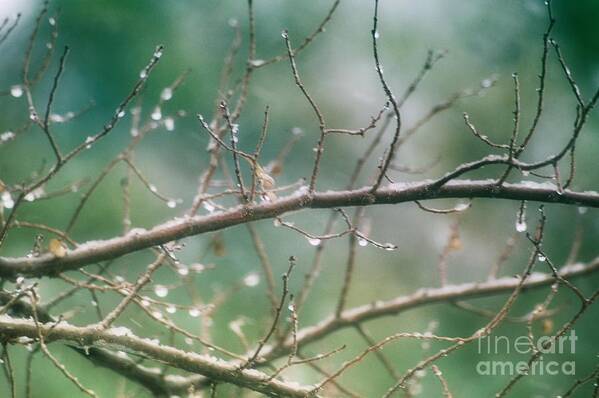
xmin=49 ymin=238 xmax=68 ymax=258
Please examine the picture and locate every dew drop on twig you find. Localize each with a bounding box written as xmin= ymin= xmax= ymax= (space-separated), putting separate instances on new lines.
xmin=154 ymin=284 xmax=168 ymax=298
xmin=151 ymin=107 xmax=162 ymax=121
xmin=164 ymin=117 xmax=175 ymax=131
xmin=188 ymin=308 xmax=200 ymax=317
xmin=1 ymin=191 xmax=14 ymax=209
xmin=203 ymin=201 xmax=215 ymax=213
xmin=160 ymin=87 xmax=173 ymax=101
xmin=308 ymin=237 xmax=322 ymax=246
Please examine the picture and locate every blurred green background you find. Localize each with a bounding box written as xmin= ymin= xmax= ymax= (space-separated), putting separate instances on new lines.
xmin=1 ymin=0 xmax=598 ymax=396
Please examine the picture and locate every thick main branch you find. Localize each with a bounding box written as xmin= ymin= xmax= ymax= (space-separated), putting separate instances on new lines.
xmin=259 ymin=258 xmax=599 ymax=361
xmin=0 ymin=317 xmax=316 ymax=397
xmin=1 ymin=179 xmax=598 ymax=278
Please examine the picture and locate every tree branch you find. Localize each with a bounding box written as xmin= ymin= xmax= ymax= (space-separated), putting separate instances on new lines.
xmin=1 ymin=180 xmax=598 ymax=278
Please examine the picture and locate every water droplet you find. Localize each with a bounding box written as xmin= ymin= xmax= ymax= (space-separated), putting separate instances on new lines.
xmin=1 ymin=131 xmax=15 ymax=143
xmin=117 ymin=110 xmax=126 ymax=118
xmin=538 ymin=254 xmax=546 ymax=262
xmin=374 ymin=30 xmax=380 ymax=39
xmin=291 ymin=127 xmax=303 ymax=136
xmin=516 ymin=220 xmax=527 ymax=232
xmin=249 ymin=59 xmax=266 ymax=67
xmin=167 ymin=199 xmax=177 ymax=208
xmin=578 ymin=207 xmax=587 ymax=215
xmin=188 ymin=308 xmax=200 ymax=317
xmin=151 ymin=107 xmax=162 ymax=121
xmin=85 ymin=136 xmax=95 ymax=149
xmin=184 ymin=337 xmax=193 ymax=345
xmin=149 ymin=184 xmax=158 ymax=193
xmin=358 ymin=238 xmax=368 ymax=247
xmin=29 ymin=110 xmax=38 ymax=122
xmin=190 ymin=263 xmax=205 ymax=273
xmin=202 ymin=201 xmax=215 ymax=213
xmin=164 ymin=117 xmax=175 ymax=131
xmin=383 ymin=243 xmax=397 ymax=251
xmin=141 ymin=299 xmax=150 ymax=307
xmin=10 ymin=85 xmax=23 ymax=98
xmin=154 ymin=284 xmax=168 ymax=298
xmin=24 ymin=187 xmax=44 ymax=202
xmin=166 ymin=305 xmax=176 ymax=314
xmin=48 ymin=17 xmax=56 ymax=26
xmin=139 ymin=69 xmax=148 ymax=79
xmin=522 ymin=170 xmax=530 ymax=177
xmin=49 ymin=113 xmax=64 ymax=122
xmin=152 ymin=310 xmax=163 ymax=319
xmin=308 ymin=237 xmax=321 ymax=246
xmin=244 ymin=273 xmax=260 ymax=287
xmin=1 ymin=191 xmax=14 ymax=209
xmin=154 ymin=47 xmax=163 ymax=58
xmin=160 ymin=87 xmax=173 ymax=101
xmin=455 ymin=202 xmax=470 ymax=211
xmin=178 ymin=266 xmax=189 ymax=276
xmin=481 ymin=78 xmax=493 ymax=88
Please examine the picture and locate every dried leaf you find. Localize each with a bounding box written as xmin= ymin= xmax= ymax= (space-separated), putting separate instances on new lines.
xmin=255 ymin=163 xmax=276 ymax=201
xmin=49 ymin=238 xmax=68 ymax=258
xmin=542 ymin=318 xmax=554 ymax=334
xmin=448 ymin=234 xmax=462 ymax=251
xmin=212 ymin=233 xmax=226 ymax=257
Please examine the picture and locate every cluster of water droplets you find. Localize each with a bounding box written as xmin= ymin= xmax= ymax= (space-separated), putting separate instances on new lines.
xmin=24 ymin=187 xmax=45 ymax=202
xmin=85 ymin=136 xmax=96 ymax=149
xmin=0 ymin=131 xmax=15 ymax=144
